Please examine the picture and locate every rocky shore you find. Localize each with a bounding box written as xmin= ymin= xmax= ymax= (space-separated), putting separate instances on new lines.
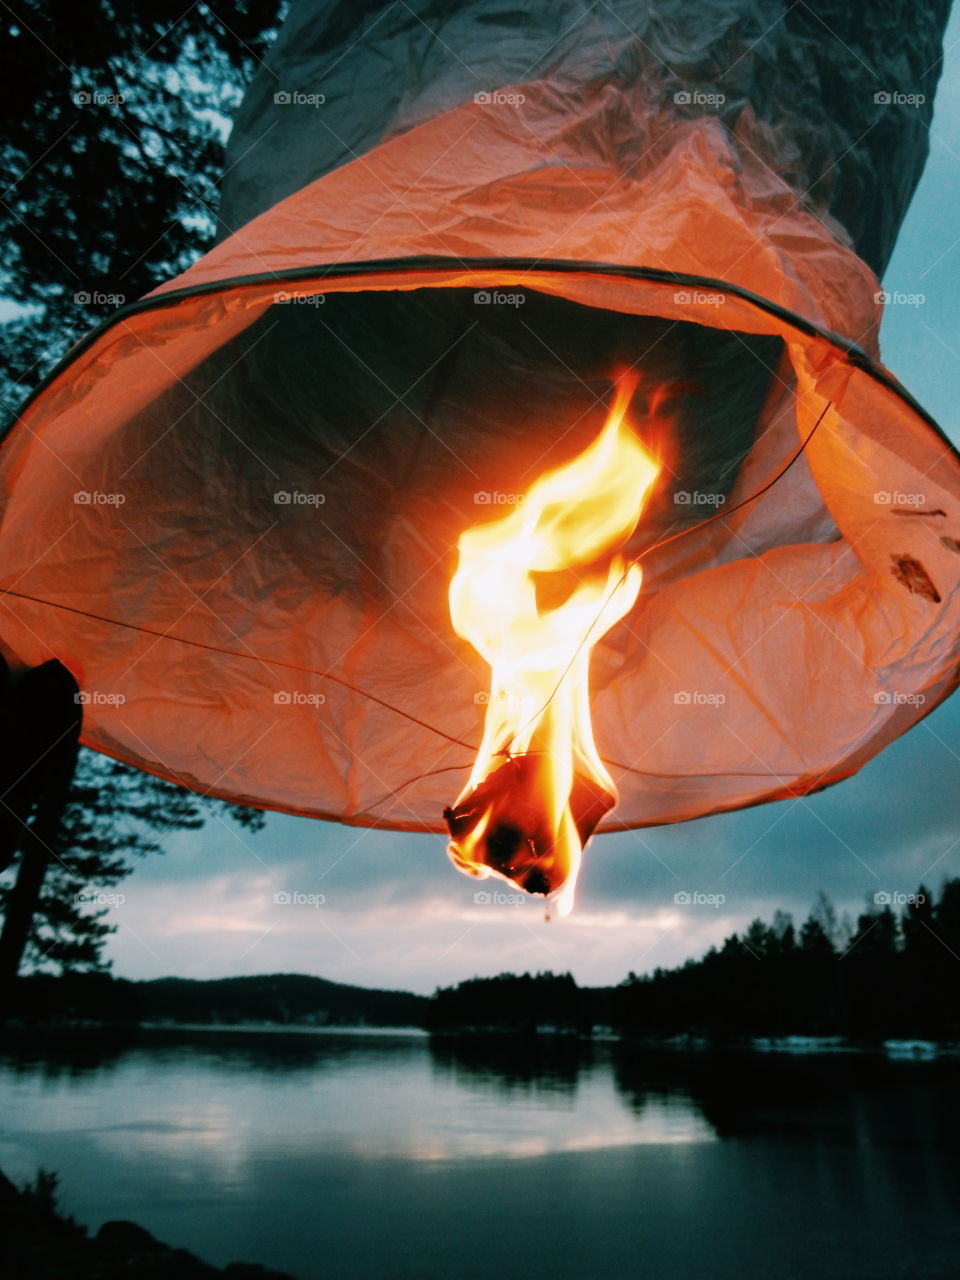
xmin=0 ymin=1168 xmax=295 ymax=1279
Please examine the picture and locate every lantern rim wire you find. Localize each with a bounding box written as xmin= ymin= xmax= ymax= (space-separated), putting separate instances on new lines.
xmin=3 ymin=258 xmax=951 ymax=452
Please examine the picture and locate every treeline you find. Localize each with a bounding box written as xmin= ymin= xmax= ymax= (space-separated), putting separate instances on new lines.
xmin=5 ymin=972 xmax=428 ymax=1029
xmin=427 ymin=971 xmax=607 ymax=1035
xmin=8 ymin=881 xmax=959 ymax=1043
xmin=429 ymin=880 xmax=960 ymax=1043
xmin=615 ymin=880 xmax=960 ymax=1042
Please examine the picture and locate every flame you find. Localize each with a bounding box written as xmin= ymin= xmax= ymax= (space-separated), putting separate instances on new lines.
xmin=444 ymin=374 xmax=663 ymax=916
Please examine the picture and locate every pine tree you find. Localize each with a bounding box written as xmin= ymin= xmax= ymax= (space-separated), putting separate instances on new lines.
xmin=1 ymin=0 xmax=284 ymax=415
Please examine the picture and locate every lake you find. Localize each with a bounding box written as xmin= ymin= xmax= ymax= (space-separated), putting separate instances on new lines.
xmin=1 ymin=1028 xmax=959 ymax=1279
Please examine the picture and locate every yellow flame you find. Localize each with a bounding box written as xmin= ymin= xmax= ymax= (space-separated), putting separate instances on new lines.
xmin=446 ymin=375 xmax=662 ymax=915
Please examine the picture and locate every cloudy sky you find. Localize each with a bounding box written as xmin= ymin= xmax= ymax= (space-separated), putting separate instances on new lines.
xmin=103 ymin=9 xmax=960 ymax=996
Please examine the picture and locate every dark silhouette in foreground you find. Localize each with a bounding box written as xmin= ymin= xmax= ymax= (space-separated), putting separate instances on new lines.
xmin=0 ymin=1167 xmax=295 ymax=1279
xmin=0 ymin=659 xmax=82 ymax=990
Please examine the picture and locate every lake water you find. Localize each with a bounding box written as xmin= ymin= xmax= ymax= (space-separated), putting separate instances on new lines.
xmin=1 ymin=1028 xmax=959 ymax=1279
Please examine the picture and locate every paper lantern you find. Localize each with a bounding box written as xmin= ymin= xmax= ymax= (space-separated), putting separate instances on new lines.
xmin=0 ymin=1 xmax=956 ymax=900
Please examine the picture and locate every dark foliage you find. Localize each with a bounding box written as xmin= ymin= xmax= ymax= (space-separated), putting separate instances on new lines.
xmin=1 ymin=0 xmax=284 ymax=418
xmin=1 ymin=747 xmax=266 ymax=978
xmin=427 ymin=970 xmax=610 ymax=1035
xmin=5 ymin=969 xmax=428 ymax=1029
xmin=612 ymin=881 xmax=960 ymax=1043
xmin=425 ymin=882 xmax=960 ymax=1043
xmin=0 ymin=1164 xmax=295 ymax=1277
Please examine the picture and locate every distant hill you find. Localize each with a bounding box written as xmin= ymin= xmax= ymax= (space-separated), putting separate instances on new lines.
xmin=5 ymin=971 xmax=428 ymax=1029
xmin=139 ymin=973 xmax=428 ymax=1028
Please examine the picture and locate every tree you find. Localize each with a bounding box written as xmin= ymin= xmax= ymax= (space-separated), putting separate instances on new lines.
xmin=0 ymin=744 xmax=264 ymax=982
xmin=1 ymin=0 xmax=284 ymax=417
xmin=901 ymin=884 xmax=936 ymax=959
xmin=799 ymin=915 xmax=834 ymax=957
xmin=770 ymin=908 xmax=796 ymax=953
xmin=0 ymin=3 xmax=281 ymax=989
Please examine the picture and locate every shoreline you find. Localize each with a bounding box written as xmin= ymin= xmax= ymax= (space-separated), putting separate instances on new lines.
xmin=3 ymin=1018 xmax=958 ymax=1061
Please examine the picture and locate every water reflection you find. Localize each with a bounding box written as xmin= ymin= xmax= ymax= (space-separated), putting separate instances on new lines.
xmin=1 ymin=1029 xmax=960 ymax=1280
xmin=429 ymin=1033 xmax=588 ymax=1097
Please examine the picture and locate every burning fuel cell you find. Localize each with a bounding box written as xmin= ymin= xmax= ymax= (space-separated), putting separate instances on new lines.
xmin=0 ymin=1 xmax=958 ymax=917
xmin=443 ymin=377 xmax=661 ymax=915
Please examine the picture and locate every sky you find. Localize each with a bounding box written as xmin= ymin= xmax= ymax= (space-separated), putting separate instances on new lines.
xmin=97 ymin=8 xmax=960 ymax=996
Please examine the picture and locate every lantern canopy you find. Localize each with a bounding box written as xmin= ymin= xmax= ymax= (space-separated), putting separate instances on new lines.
xmin=0 ymin=0 xmax=957 ymax=837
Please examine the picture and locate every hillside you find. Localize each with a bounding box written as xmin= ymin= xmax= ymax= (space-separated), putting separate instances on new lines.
xmin=140 ymin=973 xmax=428 ymax=1028
xmin=5 ymin=971 xmax=428 ymax=1029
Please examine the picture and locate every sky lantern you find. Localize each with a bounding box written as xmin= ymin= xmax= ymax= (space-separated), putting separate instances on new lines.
xmin=0 ymin=1 xmax=958 ymax=917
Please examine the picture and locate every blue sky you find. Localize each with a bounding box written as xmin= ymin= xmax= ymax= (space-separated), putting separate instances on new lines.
xmin=101 ymin=9 xmax=960 ymax=995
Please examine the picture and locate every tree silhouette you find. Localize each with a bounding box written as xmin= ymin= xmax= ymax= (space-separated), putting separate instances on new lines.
xmin=0 ymin=741 xmax=265 ymax=984
xmin=0 ymin=4 xmax=283 ymax=991
xmin=605 ymin=884 xmax=960 ymax=1043
xmin=1 ymin=0 xmax=283 ymax=415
